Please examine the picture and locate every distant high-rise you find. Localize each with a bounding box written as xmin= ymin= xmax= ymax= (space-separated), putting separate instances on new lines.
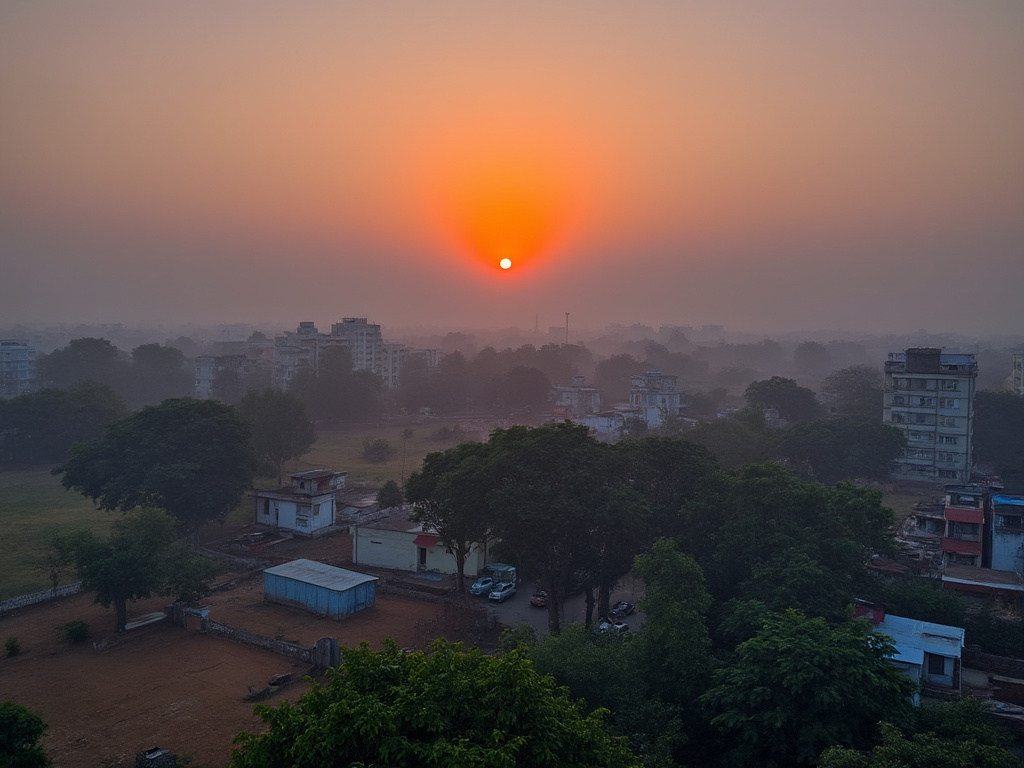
xmin=0 ymin=339 xmax=35 ymax=399
xmin=883 ymin=348 xmax=977 ymax=483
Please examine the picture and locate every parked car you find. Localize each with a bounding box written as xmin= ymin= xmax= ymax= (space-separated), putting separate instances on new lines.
xmin=469 ymin=576 xmax=496 ymax=596
xmin=530 ymin=590 xmax=548 ymax=608
xmin=609 ymin=601 xmax=635 ymax=620
xmin=598 ymin=619 xmax=630 ymax=633
xmin=488 ymin=582 xmax=517 ymax=603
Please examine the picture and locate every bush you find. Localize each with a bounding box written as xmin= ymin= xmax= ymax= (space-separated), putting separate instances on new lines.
xmin=362 ymin=437 xmax=394 ymax=463
xmin=59 ymin=620 xmax=91 ymax=645
xmin=4 ymin=636 xmax=21 ymax=657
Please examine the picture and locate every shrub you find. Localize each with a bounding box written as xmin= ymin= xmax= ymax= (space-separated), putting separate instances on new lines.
xmin=4 ymin=636 xmax=21 ymax=657
xmin=362 ymin=437 xmax=394 ymax=463
xmin=59 ymin=620 xmax=91 ymax=645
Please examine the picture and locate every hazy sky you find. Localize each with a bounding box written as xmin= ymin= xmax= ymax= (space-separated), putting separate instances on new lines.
xmin=2 ymin=2 xmax=1022 ymax=336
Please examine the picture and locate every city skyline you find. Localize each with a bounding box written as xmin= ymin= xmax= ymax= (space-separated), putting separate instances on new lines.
xmin=2 ymin=2 xmax=1022 ymax=336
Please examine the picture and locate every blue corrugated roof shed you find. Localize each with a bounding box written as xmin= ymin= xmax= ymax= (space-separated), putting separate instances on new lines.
xmin=263 ymin=559 xmax=378 ymax=620
xmin=876 ymin=614 xmax=964 ymax=663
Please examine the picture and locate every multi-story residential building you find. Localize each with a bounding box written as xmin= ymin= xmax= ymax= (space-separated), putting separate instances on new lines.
xmin=381 ymin=343 xmax=440 ymax=390
xmin=193 ymin=354 xmax=263 ymax=398
xmin=326 ymin=318 xmax=384 ymax=375
xmin=1013 ymin=352 xmax=1023 ymax=397
xmin=0 ymin=339 xmax=35 ymax=399
xmin=883 ymin=348 xmax=977 ymax=483
xmin=941 ymin=485 xmax=986 ymax=567
xmin=551 ymin=375 xmax=602 ymax=418
xmin=985 ymin=494 xmax=1024 ymax=574
xmin=628 ymin=370 xmax=686 ymax=428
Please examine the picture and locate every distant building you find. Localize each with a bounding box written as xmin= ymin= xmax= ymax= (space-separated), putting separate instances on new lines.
xmin=193 ymin=354 xmax=263 ymax=398
xmin=253 ymin=470 xmax=347 ymax=536
xmin=883 ymin=348 xmax=977 ymax=482
xmin=0 ymin=339 xmax=35 ymax=399
xmin=551 ymin=375 xmax=602 ymax=418
xmin=381 ymin=343 xmax=440 ymax=390
xmin=1013 ymin=352 xmax=1023 ymax=397
xmin=986 ymin=494 xmax=1024 ymax=574
xmin=352 ymin=508 xmax=490 ymax=576
xmin=941 ymin=485 xmax=985 ymax=567
xmin=628 ymin=370 xmax=686 ymax=428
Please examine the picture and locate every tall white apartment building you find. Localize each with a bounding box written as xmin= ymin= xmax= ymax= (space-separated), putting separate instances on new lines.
xmin=883 ymin=348 xmax=977 ymax=483
xmin=0 ymin=339 xmax=35 ymax=399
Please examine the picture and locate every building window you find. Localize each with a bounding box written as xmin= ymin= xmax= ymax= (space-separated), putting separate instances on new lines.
xmin=927 ymin=655 xmax=946 ymax=676
xmin=937 ymin=452 xmax=959 ymax=462
xmin=940 ymin=417 xmax=958 ymax=428
xmin=998 ymin=515 xmax=1024 ymax=533
xmin=891 ymin=413 xmax=906 ymax=423
xmin=909 ymin=430 xmax=935 ymax=442
xmin=939 ymin=436 xmax=958 ymax=445
xmin=948 ymin=521 xmax=980 ymax=540
xmin=938 ymin=469 xmax=959 ymax=479
xmin=939 ymin=398 xmax=958 ymax=409
xmin=892 ymin=395 xmax=905 ymax=405
xmin=917 ymin=397 xmax=935 ymax=407
xmin=942 ymin=381 xmax=959 ymax=391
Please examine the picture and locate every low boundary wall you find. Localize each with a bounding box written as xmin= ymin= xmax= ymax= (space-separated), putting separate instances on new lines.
xmin=964 ymin=647 xmax=1024 ymax=678
xmin=0 ymin=583 xmax=82 ymax=616
xmin=202 ymin=619 xmax=313 ymax=664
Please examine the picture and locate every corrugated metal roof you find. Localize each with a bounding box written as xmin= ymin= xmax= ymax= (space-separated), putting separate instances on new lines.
xmin=264 ymin=559 xmax=378 ymax=591
xmin=876 ymin=614 xmax=964 ymax=662
xmin=993 ymin=495 xmax=1024 ymax=508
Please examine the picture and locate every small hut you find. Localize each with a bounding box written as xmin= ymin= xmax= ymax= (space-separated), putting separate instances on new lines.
xmin=263 ymin=559 xmax=377 ymax=620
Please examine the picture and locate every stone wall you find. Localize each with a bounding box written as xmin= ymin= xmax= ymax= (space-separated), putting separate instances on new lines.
xmin=203 ymin=619 xmax=313 ymax=664
xmin=0 ymin=582 xmax=82 ymax=615
xmin=963 ymin=647 xmax=1024 ymax=678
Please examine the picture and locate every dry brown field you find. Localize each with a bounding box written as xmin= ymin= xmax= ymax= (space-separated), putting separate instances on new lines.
xmin=0 ymin=531 xmax=489 ymax=768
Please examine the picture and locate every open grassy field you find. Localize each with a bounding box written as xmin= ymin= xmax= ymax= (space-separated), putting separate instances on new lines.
xmin=0 ymin=418 xmax=491 ymax=600
xmin=0 ymin=468 xmax=115 ymax=600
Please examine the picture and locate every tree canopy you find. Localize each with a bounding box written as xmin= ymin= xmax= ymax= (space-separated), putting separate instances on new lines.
xmin=703 ymin=610 xmax=916 ymax=767
xmin=239 ymin=387 xmax=316 ymax=486
xmin=777 ymin=416 xmax=906 ymax=484
xmin=55 ymin=507 xmax=218 ymax=631
xmin=0 ymin=701 xmax=50 ymax=768
xmin=231 ymin=639 xmax=639 ymax=768
xmin=58 ymin=397 xmax=254 ymax=544
xmin=744 ymin=376 xmax=824 ymax=422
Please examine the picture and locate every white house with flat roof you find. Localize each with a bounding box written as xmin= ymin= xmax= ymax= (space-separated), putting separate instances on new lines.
xmin=352 ymin=508 xmax=490 ymax=576
xmin=871 ymin=611 xmax=965 ymax=704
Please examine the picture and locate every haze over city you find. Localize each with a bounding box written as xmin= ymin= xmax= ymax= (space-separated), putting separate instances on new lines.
xmin=2 ymin=2 xmax=1022 ymax=336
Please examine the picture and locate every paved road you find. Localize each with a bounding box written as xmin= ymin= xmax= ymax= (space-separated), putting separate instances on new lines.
xmin=480 ymin=575 xmax=646 ymax=638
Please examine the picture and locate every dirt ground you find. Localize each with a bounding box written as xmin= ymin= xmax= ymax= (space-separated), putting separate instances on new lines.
xmin=0 ymin=532 xmax=492 ymax=768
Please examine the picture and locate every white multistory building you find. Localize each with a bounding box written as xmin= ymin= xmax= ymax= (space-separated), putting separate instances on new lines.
xmin=883 ymin=348 xmax=977 ymax=483
xmin=0 ymin=339 xmax=35 ymax=399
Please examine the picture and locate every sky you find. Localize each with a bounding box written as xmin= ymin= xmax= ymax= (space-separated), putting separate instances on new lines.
xmin=2 ymin=2 xmax=1022 ymax=337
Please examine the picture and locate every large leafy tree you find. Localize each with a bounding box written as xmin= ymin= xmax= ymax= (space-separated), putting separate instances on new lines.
xmin=821 ymin=364 xmax=884 ymax=422
xmin=778 ymin=416 xmax=906 ymax=484
xmin=974 ymin=392 xmax=1024 ymax=489
xmin=0 ymin=381 xmax=127 ymax=465
xmin=406 ymin=441 xmax=494 ymax=594
xmin=35 ymin=337 xmax=128 ymax=394
xmin=58 ymin=397 xmax=254 ymax=545
xmin=56 ymin=507 xmax=217 ymax=631
xmin=819 ymin=699 xmax=1019 ymax=768
xmin=703 ymin=610 xmax=916 ymax=767
xmin=681 ymin=410 xmax=773 ymax=470
xmin=744 ymin=376 xmax=824 ymax=422
xmin=0 ymin=701 xmax=50 ymax=768
xmin=486 ymin=422 xmax=630 ymax=633
xmin=239 ymin=387 xmax=316 ymax=486
xmin=128 ymin=343 xmax=192 ymax=408
xmin=231 ymin=639 xmax=639 ymax=768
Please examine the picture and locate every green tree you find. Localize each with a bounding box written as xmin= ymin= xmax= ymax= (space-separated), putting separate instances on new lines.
xmin=376 ymin=479 xmax=404 ymax=511
xmin=487 ymin=423 xmax=623 ymax=633
xmin=744 ymin=376 xmax=824 ymax=422
xmin=0 ymin=381 xmax=127 ymax=465
xmin=406 ymin=441 xmax=493 ymax=593
xmin=129 ymin=343 xmax=192 ymax=408
xmin=821 ymin=364 xmax=884 ymax=422
xmin=819 ymin=699 xmax=1020 ymax=768
xmin=594 ymin=354 xmax=643 ymax=403
xmin=36 ymin=337 xmax=128 ymax=395
xmin=239 ymin=387 xmax=317 ymax=486
xmin=778 ymin=416 xmax=906 ymax=484
xmin=974 ymin=392 xmax=1024 ymax=489
xmin=703 ymin=611 xmax=916 ymax=767
xmin=58 ymin=397 xmax=254 ymax=545
xmin=230 ymin=639 xmax=639 ymax=768
xmin=793 ymin=341 xmax=833 ymax=375
xmin=55 ymin=507 xmax=203 ymax=632
xmin=682 ymin=410 xmax=772 ymax=470
xmin=0 ymin=701 xmax=50 ymax=768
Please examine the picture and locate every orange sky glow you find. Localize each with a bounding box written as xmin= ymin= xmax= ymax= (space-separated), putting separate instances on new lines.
xmin=1 ymin=2 xmax=1022 ymax=334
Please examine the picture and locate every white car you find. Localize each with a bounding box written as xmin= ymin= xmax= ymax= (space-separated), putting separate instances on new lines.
xmin=598 ymin=619 xmax=629 ymax=633
xmin=469 ymin=577 xmax=496 ymax=596
xmin=488 ymin=582 xmax=517 ymax=603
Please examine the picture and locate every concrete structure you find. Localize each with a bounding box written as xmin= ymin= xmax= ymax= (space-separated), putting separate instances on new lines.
xmin=551 ymin=375 xmax=602 ymax=419
xmin=857 ymin=602 xmax=965 ymax=704
xmin=263 ymin=559 xmax=377 ymax=619
xmin=0 ymin=339 xmax=35 ymax=399
xmin=381 ymin=343 xmax=440 ymax=390
xmin=253 ymin=470 xmax=347 ymax=536
xmin=1014 ymin=352 xmax=1024 ymax=397
xmin=193 ymin=354 xmax=263 ymax=398
xmin=883 ymin=348 xmax=977 ymax=482
xmin=353 ymin=509 xmax=490 ymax=575
xmin=986 ymin=494 xmax=1024 ymax=574
xmin=941 ymin=485 xmax=985 ymax=567
xmin=628 ymin=370 xmax=686 ymax=428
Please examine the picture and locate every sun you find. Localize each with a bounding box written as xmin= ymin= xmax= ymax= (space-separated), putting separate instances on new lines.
xmin=499 ymin=258 xmax=512 ymax=270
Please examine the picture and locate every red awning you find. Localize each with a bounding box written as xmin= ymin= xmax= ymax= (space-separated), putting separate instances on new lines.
xmin=413 ymin=534 xmax=440 ymax=547
xmin=945 ymin=508 xmax=983 ymax=524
